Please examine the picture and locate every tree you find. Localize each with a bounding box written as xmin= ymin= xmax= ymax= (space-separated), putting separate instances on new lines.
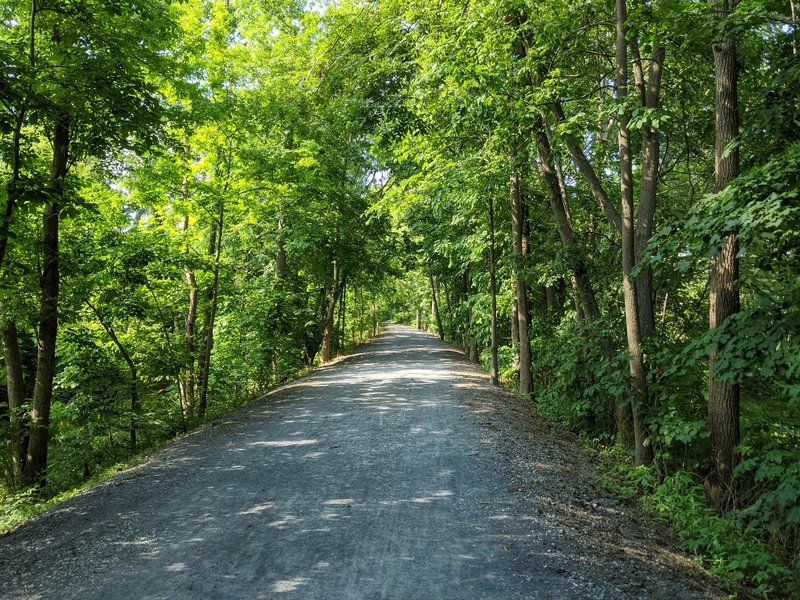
xmin=706 ymin=0 xmax=741 ymax=511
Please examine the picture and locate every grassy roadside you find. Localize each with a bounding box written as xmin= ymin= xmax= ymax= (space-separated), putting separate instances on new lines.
xmin=589 ymin=443 xmax=797 ymax=599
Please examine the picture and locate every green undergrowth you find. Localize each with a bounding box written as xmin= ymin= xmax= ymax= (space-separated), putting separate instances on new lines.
xmin=593 ymin=444 xmax=799 ymax=599
xmin=0 ymin=460 xmax=136 ymax=535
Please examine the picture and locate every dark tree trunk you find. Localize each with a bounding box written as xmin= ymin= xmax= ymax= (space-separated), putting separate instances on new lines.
xmin=488 ymin=195 xmax=499 ymax=385
xmin=276 ymin=218 xmax=287 ymax=280
xmin=338 ymin=281 xmax=346 ymax=351
xmin=707 ymin=0 xmax=741 ymax=512
xmin=633 ymin=40 xmax=665 ymax=360
xmin=181 ymin=215 xmax=197 ymax=418
xmin=2 ymin=320 xmax=27 ymax=484
xmin=429 ymin=275 xmax=444 ymax=340
xmin=442 ymin=280 xmax=454 ymax=342
xmin=321 ymin=261 xmax=342 ymax=363
xmin=552 ymin=102 xmax=622 ymax=235
xmin=510 ymin=158 xmax=532 ymax=396
xmin=23 ymin=115 xmax=67 ymax=487
xmin=197 ymin=204 xmax=224 ymax=419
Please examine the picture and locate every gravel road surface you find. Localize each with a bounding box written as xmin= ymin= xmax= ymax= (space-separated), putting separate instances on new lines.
xmin=0 ymin=325 xmax=721 ymax=599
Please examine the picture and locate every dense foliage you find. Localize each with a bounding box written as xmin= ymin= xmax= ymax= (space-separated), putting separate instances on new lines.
xmin=0 ymin=0 xmax=395 ymax=507
xmin=1 ymin=0 xmax=797 ymax=595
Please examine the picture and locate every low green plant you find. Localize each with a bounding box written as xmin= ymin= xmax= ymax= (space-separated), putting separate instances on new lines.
xmin=596 ymin=446 xmax=798 ymax=598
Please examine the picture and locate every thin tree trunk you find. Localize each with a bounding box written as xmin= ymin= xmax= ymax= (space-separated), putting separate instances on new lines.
xmin=181 ymin=215 xmax=197 ymax=419
xmin=510 ymin=156 xmax=532 ymax=396
xmin=321 ymin=261 xmax=342 ymax=362
xmin=442 ymin=279 xmax=454 ymax=342
xmin=464 ymin=272 xmax=478 ymax=362
xmin=707 ymin=0 xmax=741 ymax=511
xmin=617 ymin=0 xmax=652 ymax=466
xmin=338 ymin=281 xmax=346 ymax=351
xmin=197 ymin=203 xmax=224 ymax=419
xmin=429 ymin=275 xmax=444 ymax=340
xmin=23 ymin=115 xmax=68 ymax=487
xmin=371 ymin=295 xmax=377 ymax=337
xmin=2 ymin=319 xmax=27 ymax=484
xmin=359 ymin=289 xmax=365 ymax=339
xmin=86 ymin=301 xmax=139 ymax=449
xmin=416 ymin=307 xmax=421 ymax=330
xmin=488 ymin=195 xmax=499 ymax=386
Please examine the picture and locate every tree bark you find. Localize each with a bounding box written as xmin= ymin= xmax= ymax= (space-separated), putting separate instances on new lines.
xmin=23 ymin=115 xmax=68 ymax=487
xmin=181 ymin=215 xmax=197 ymax=419
xmin=337 ymin=280 xmax=347 ymax=352
xmin=488 ymin=194 xmax=499 ymax=386
xmin=707 ymin=0 xmax=741 ymax=511
xmin=617 ymin=0 xmax=652 ymax=466
xmin=2 ymin=320 xmax=27 ymax=484
xmin=197 ymin=203 xmax=224 ymax=419
xmin=429 ymin=275 xmax=444 ymax=340
xmin=510 ymin=157 xmax=532 ymax=396
xmin=634 ymin=43 xmax=665 ymax=347
xmin=321 ymin=261 xmax=342 ymax=362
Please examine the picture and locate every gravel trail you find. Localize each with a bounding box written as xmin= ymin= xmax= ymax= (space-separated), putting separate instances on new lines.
xmin=0 ymin=324 xmax=721 ymax=599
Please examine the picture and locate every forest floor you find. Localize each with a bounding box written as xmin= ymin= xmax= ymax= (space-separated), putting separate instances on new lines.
xmin=0 ymin=325 xmax=724 ymax=599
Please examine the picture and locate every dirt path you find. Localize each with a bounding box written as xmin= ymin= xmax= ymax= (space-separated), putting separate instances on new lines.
xmin=0 ymin=325 xmax=720 ymax=599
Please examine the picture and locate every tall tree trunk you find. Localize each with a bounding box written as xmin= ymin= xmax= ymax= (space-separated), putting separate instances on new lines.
xmin=2 ymin=320 xmax=27 ymax=484
xmin=86 ymin=301 xmax=139 ymax=449
xmin=197 ymin=204 xmax=224 ymax=419
xmin=359 ymin=289 xmax=365 ymax=339
xmin=633 ymin=41 xmax=665 ymax=352
xmin=707 ymin=0 xmax=741 ymax=511
xmin=337 ymin=280 xmax=347 ymax=351
xmin=488 ymin=195 xmax=499 ymax=386
xmin=463 ymin=273 xmax=478 ymax=362
xmin=510 ymin=156 xmax=533 ymax=396
xmin=415 ymin=307 xmax=421 ymax=330
xmin=181 ymin=214 xmax=197 ymax=419
xmin=429 ymin=275 xmax=444 ymax=340
xmin=371 ymin=295 xmax=377 ymax=337
xmin=23 ymin=115 xmax=67 ymax=487
xmin=321 ymin=261 xmax=342 ymax=362
xmin=442 ymin=280 xmax=454 ymax=342
xmin=617 ymin=0 xmax=652 ymax=466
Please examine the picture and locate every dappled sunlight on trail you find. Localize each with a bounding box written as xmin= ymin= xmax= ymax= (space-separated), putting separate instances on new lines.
xmin=0 ymin=325 xmax=715 ymax=600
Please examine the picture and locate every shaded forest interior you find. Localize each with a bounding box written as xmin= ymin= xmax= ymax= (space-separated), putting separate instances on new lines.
xmin=0 ymin=0 xmax=798 ymax=596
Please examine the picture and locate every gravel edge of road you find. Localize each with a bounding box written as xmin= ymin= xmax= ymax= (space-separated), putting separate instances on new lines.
xmin=445 ymin=350 xmax=729 ymax=599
